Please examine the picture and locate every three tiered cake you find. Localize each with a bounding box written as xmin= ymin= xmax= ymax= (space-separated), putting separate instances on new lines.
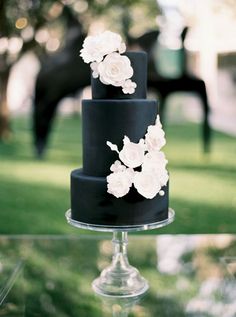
xmin=70 ymin=31 xmax=169 ymax=226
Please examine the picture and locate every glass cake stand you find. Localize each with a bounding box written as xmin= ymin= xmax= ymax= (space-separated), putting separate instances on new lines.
xmin=65 ymin=208 xmax=175 ymax=298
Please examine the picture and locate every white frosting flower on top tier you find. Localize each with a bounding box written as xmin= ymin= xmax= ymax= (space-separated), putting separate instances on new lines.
xmin=122 ymin=79 xmax=137 ymax=94
xmin=80 ymin=31 xmax=126 ymax=63
xmin=80 ymin=30 xmax=136 ymax=94
xmin=80 ymin=36 xmax=105 ymax=63
xmin=103 ymin=30 xmax=126 ymax=54
xmin=98 ymin=53 xmax=133 ymax=87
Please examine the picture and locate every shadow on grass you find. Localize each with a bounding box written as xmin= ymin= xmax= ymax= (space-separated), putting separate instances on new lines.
xmin=0 ymin=115 xmax=82 ymax=166
xmin=0 ymin=176 xmax=70 ymax=234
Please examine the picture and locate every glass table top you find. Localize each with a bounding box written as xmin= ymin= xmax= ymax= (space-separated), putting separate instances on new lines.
xmin=0 ymin=234 xmax=236 ymax=317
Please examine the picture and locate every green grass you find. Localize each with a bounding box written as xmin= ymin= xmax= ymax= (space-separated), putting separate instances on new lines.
xmin=0 ymin=115 xmax=236 ymax=234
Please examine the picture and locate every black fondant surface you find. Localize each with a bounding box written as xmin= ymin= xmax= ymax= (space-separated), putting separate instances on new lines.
xmin=71 ymin=169 xmax=169 ymax=226
xmin=82 ymin=99 xmax=158 ymax=177
xmin=91 ymin=52 xmax=147 ymax=99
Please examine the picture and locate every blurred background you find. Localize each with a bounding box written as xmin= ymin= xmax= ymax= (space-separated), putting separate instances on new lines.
xmin=1 ymin=235 xmax=236 ymax=316
xmin=0 ymin=0 xmax=236 ymax=234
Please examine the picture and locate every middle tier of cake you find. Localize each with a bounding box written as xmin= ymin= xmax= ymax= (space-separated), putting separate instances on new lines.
xmin=82 ymin=99 xmax=158 ymax=177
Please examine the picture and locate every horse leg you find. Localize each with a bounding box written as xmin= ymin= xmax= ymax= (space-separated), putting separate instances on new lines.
xmin=33 ymin=99 xmax=59 ymax=158
xmin=194 ymin=80 xmax=211 ymax=153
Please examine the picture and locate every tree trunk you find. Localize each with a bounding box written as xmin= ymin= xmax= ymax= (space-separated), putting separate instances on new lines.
xmin=0 ymin=71 xmax=11 ymax=141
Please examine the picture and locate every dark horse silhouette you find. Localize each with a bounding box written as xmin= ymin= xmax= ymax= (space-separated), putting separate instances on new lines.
xmin=144 ymin=27 xmax=211 ymax=152
xmin=33 ymin=25 xmax=211 ymax=157
xmin=33 ymin=16 xmax=90 ymax=156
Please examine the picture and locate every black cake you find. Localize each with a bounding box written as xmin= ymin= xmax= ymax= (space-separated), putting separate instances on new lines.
xmin=70 ymin=52 xmax=169 ymax=226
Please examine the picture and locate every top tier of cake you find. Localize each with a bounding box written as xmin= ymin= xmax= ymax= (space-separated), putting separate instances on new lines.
xmin=91 ymin=52 xmax=147 ymax=100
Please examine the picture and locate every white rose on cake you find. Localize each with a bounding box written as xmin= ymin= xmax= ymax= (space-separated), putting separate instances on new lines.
xmin=119 ymin=136 xmax=145 ymax=168
xmin=142 ymin=151 xmax=168 ymax=171
xmin=98 ymin=53 xmax=133 ymax=87
xmin=122 ymin=79 xmax=137 ymax=94
xmin=145 ymin=124 xmax=166 ymax=152
xmin=80 ymin=31 xmax=126 ymax=63
xmin=80 ymin=30 xmax=136 ymax=94
xmin=106 ymin=124 xmax=168 ymax=198
xmin=154 ymin=168 xmax=169 ymax=187
xmin=101 ymin=30 xmax=126 ymax=54
xmin=80 ymin=35 xmax=105 ymax=63
xmin=110 ymin=160 xmax=126 ymax=173
xmin=133 ymin=171 xmax=162 ymax=199
xmin=107 ymin=168 xmax=134 ymax=198
xmin=142 ymin=151 xmax=169 ymax=187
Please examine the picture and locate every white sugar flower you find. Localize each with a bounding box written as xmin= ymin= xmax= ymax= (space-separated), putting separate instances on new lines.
xmin=122 ymin=80 xmax=137 ymax=94
xmin=119 ymin=136 xmax=145 ymax=168
xmin=133 ymin=171 xmax=161 ymax=199
xmin=101 ymin=30 xmax=126 ymax=55
xmin=80 ymin=30 xmax=136 ymax=94
xmin=142 ymin=152 xmax=169 ymax=187
xmin=145 ymin=124 xmax=166 ymax=152
xmin=80 ymin=31 xmax=126 ymax=64
xmin=98 ymin=52 xmax=133 ymax=87
xmin=110 ymin=160 xmax=126 ymax=173
xmin=107 ymin=169 xmax=133 ymax=198
xmin=142 ymin=151 xmax=168 ymax=172
xmin=154 ymin=168 xmax=169 ymax=187
xmin=80 ymin=35 xmax=105 ymax=63
xmin=142 ymin=151 xmax=169 ymax=187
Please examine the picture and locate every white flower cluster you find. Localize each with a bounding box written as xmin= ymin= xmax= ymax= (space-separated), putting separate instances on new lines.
xmin=106 ymin=115 xmax=169 ymax=199
xmin=80 ymin=31 xmax=137 ymax=94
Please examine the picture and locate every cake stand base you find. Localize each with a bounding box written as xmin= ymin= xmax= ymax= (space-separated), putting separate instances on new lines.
xmin=92 ymin=232 xmax=148 ymax=297
xmin=66 ymin=209 xmax=175 ymax=298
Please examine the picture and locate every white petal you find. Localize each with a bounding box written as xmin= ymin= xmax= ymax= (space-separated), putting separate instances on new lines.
xmin=126 ymin=168 xmax=135 ymax=181
xmin=90 ymin=62 xmax=98 ymax=71
xmin=138 ymin=138 xmax=145 ymax=147
xmin=119 ymin=42 xmax=126 ymax=53
xmin=123 ymin=136 xmax=130 ymax=145
xmin=133 ymin=171 xmax=160 ymax=199
xmin=110 ymin=160 xmax=126 ymax=172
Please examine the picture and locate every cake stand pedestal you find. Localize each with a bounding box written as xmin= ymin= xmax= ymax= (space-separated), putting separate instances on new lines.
xmin=65 ymin=208 xmax=175 ymax=298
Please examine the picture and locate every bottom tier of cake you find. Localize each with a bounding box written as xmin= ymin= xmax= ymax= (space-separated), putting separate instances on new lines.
xmin=71 ymin=169 xmax=169 ymax=226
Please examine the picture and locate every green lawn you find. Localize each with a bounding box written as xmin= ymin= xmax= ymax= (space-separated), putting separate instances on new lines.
xmin=0 ymin=115 xmax=236 ymax=234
